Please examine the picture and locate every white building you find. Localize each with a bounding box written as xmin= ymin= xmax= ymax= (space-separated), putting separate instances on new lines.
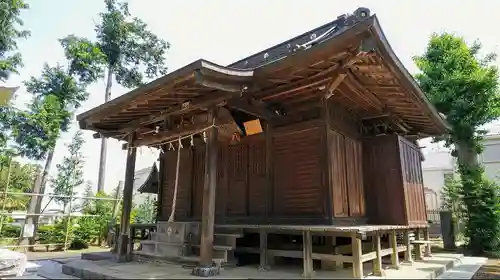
xmin=421 ymin=134 xmax=500 ymax=210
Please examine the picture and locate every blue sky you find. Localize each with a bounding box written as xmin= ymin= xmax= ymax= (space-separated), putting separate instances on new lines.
xmin=5 ymin=0 xmax=500 ymax=208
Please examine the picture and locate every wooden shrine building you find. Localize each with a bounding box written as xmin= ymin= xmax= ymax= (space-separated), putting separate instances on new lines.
xmin=77 ymin=7 xmax=449 ymax=279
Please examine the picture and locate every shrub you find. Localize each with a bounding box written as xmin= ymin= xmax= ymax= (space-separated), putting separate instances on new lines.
xmin=0 ymin=224 xmax=21 ymax=238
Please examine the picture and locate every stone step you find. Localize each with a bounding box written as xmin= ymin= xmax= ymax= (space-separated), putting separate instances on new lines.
xmin=192 ymin=244 xmax=234 ymax=251
xmin=214 ymin=233 xmax=243 ymax=238
xmin=179 ymin=255 xmax=225 ymax=264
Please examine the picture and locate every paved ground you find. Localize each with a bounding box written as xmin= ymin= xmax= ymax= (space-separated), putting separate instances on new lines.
xmin=60 ymin=253 xmax=469 ymax=279
xmin=438 ymin=257 xmax=488 ymax=279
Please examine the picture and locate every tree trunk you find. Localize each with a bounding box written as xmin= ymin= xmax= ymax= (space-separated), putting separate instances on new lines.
xmin=22 ymin=149 xmax=54 ymax=250
xmin=97 ymin=68 xmax=113 ymax=193
xmin=455 ymin=141 xmax=482 ymax=252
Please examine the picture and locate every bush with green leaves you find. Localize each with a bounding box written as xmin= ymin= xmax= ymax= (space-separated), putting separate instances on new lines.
xmin=0 ymin=224 xmax=21 ymax=238
xmin=37 ymin=218 xmax=75 ymax=250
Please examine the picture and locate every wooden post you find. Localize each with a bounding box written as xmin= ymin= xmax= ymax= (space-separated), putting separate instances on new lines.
xmin=372 ymin=232 xmax=384 ymax=276
xmin=265 ymin=121 xmax=274 ymax=221
xmin=192 ymin=109 xmax=219 ymax=277
xmin=389 ymin=230 xmax=400 ymax=269
xmin=321 ymin=97 xmax=333 ymax=222
xmin=156 ymin=144 xmax=167 ymax=221
xmin=415 ymin=228 xmax=423 ymax=260
xmin=258 ymin=229 xmax=270 ymax=271
xmin=321 ymin=236 xmax=337 ymax=271
xmin=302 ymin=230 xmax=314 ymax=279
xmin=423 ymin=227 xmax=432 ymax=257
xmin=117 ymin=133 xmax=137 ymax=262
xmin=403 ymin=229 xmax=413 ymax=263
xmin=351 ymin=233 xmax=363 ymax=279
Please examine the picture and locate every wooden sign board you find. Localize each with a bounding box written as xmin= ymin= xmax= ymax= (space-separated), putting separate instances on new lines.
xmin=243 ymin=119 xmax=263 ymax=136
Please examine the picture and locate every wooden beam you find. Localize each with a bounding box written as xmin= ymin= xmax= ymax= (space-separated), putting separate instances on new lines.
xmin=121 ymin=122 xmax=214 ymax=149
xmin=196 ymin=108 xmax=219 ymax=270
xmin=227 ymin=97 xmax=277 ymax=120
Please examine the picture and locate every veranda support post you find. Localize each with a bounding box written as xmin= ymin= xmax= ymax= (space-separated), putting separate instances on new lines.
xmin=192 ymin=109 xmax=219 ymax=277
xmin=117 ymin=133 xmax=137 ymax=262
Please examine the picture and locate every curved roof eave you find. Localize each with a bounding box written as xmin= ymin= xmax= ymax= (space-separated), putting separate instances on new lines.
xmin=137 ymin=162 xmax=159 ymax=194
xmin=368 ymin=16 xmax=452 ymax=135
xmin=76 ymin=59 xmax=254 ymax=123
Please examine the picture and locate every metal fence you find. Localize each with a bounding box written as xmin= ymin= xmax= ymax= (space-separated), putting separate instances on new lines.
xmin=0 ymin=187 xmax=122 ymax=251
xmin=427 ymin=209 xmax=441 ymax=223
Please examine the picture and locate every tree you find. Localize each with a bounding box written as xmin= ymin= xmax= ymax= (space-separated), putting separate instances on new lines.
xmin=60 ymin=0 xmax=169 ymax=192
xmin=0 ymin=158 xmax=39 ymax=211
xmin=414 ymin=33 xmax=500 ymax=253
xmin=0 ymin=0 xmax=30 ymax=81
xmin=133 ymin=196 xmax=155 ymax=224
xmin=52 ymin=130 xmax=85 ymax=211
xmin=10 ymin=64 xmax=88 ymax=248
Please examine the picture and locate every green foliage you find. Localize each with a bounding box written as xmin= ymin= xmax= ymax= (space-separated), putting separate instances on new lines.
xmin=0 ymin=224 xmax=20 ymax=238
xmin=440 ymin=174 xmax=464 ymax=217
xmin=10 ymin=64 xmax=88 ymax=160
xmin=60 ymin=0 xmax=169 ymax=89
xmin=0 ymin=0 xmax=30 ymax=81
xmin=52 ymin=130 xmax=85 ymax=209
xmin=37 ymin=218 xmax=75 ymax=249
xmin=133 ymin=196 xmax=155 ymax=224
xmin=0 ymin=159 xmax=39 ymax=211
xmin=414 ymin=33 xmax=500 ymax=254
xmin=414 ymin=33 xmax=500 ymax=150
xmin=81 ymin=191 xmax=118 ymax=245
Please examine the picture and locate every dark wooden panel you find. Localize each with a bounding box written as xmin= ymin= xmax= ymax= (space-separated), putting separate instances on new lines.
xmin=216 ymin=146 xmax=228 ymax=217
xmin=248 ymin=138 xmax=267 ymax=216
xmin=345 ymin=136 xmax=365 ymax=217
xmin=330 ymin=130 xmax=349 ymax=217
xmin=273 ymin=128 xmax=324 ymax=216
xmin=399 ymin=137 xmax=427 ymax=224
xmin=161 ymin=148 xmax=193 ymax=220
xmin=362 ymin=135 xmax=406 ymax=225
xmin=328 ymin=100 xmax=361 ymax=140
xmin=227 ymin=143 xmax=248 ymax=216
xmin=191 ymin=147 xmax=205 ymax=219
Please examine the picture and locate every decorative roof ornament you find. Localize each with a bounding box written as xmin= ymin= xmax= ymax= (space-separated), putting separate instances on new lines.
xmin=229 ymin=7 xmax=371 ymax=69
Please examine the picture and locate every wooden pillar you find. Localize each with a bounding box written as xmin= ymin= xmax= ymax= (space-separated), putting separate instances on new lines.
xmin=372 ymin=232 xmax=384 ymax=276
xmin=404 ymin=230 xmax=413 ymax=263
xmin=321 ymin=97 xmax=333 ymax=222
xmin=156 ymin=144 xmax=167 ymax=221
xmin=415 ymin=228 xmax=423 ymax=260
xmin=423 ymin=227 xmax=432 ymax=257
xmin=389 ymin=230 xmax=400 ymax=269
xmin=258 ymin=229 xmax=270 ymax=271
xmin=117 ymin=133 xmax=137 ymax=262
xmin=192 ymin=109 xmax=219 ymax=277
xmin=302 ymin=230 xmax=314 ymax=279
xmin=265 ymin=121 xmax=274 ymax=221
xmin=351 ymin=233 xmax=363 ymax=279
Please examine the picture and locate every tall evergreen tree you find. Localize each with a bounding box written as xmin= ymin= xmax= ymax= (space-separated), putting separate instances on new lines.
xmin=52 ymin=130 xmax=85 ymax=212
xmin=59 ymin=0 xmax=169 ymax=192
